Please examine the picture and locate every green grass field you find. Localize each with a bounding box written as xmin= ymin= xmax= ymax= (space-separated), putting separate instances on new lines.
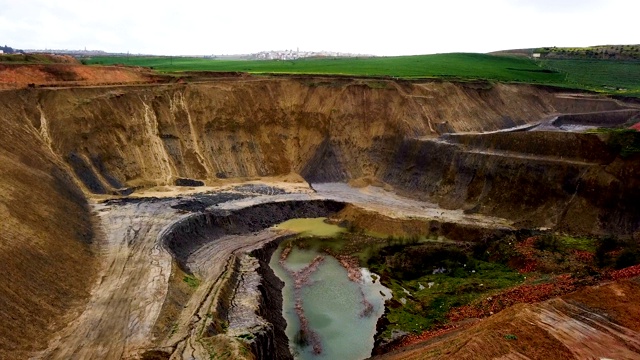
xmin=538 ymin=59 xmax=640 ymax=96
xmin=85 ymin=53 xmax=640 ymax=96
xmin=86 ymin=53 xmax=565 ymax=82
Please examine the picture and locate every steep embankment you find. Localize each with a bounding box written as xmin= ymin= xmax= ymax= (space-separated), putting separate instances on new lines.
xmin=0 ymin=90 xmax=96 ymax=358
xmin=0 ymin=79 xmax=565 ymax=193
xmin=384 ymin=131 xmax=640 ymax=235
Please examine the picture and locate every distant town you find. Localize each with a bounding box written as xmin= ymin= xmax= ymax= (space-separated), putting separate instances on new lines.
xmin=2 ymin=44 xmax=374 ymax=60
xmin=217 ymin=49 xmax=374 ymax=60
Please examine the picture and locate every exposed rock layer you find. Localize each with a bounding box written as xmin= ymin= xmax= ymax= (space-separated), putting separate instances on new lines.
xmin=0 ymin=79 xmax=590 ymax=193
xmin=384 ymin=132 xmax=640 ymax=235
xmin=163 ymin=200 xmax=345 ymax=271
xmin=249 ymin=238 xmax=294 ymax=360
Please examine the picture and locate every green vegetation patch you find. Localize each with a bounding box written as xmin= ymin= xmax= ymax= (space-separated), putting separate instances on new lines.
xmin=538 ymin=59 xmax=640 ymax=96
xmin=82 ymin=51 xmax=640 ymax=97
xmin=535 ymin=233 xmax=598 ymax=253
xmin=535 ymin=45 xmax=640 ymax=60
xmin=383 ymin=260 xmax=523 ymax=335
xmin=183 ymin=274 xmax=200 ymax=288
xmin=588 ymin=128 xmax=640 ymax=157
xmin=85 ymin=52 xmax=640 ymax=96
xmin=84 ymin=53 xmax=566 ymax=84
xmin=556 ymin=235 xmax=598 ymax=252
xmin=368 ymin=242 xmax=524 ymax=336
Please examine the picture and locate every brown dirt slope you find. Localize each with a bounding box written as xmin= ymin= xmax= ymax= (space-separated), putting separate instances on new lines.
xmin=0 ymin=63 xmax=163 ymax=88
xmin=375 ymin=279 xmax=640 ymax=360
xmin=0 ymin=53 xmax=80 ymax=64
xmin=0 ymin=98 xmax=96 ymax=358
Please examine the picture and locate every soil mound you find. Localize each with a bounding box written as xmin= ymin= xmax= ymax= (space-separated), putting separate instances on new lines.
xmin=0 ymin=63 xmax=165 ymax=88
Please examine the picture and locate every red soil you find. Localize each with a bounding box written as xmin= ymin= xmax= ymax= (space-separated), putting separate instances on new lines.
xmin=0 ymin=63 xmax=165 ymax=88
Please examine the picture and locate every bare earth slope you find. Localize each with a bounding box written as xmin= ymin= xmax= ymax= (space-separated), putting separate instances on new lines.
xmin=0 ymin=89 xmax=96 ymax=358
xmin=0 ymin=63 xmax=165 ymax=88
xmin=375 ymin=279 xmax=640 ymax=360
xmin=0 ymin=79 xmax=626 ymax=197
xmin=4 ymin=77 xmax=631 ymax=235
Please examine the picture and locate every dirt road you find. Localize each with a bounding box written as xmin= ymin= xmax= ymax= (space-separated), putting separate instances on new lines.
xmin=39 ymin=200 xmax=185 ymax=359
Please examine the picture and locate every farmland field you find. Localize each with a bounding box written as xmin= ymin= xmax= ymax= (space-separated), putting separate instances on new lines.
xmin=538 ymin=59 xmax=640 ymax=96
xmin=84 ymin=53 xmax=640 ymax=96
xmin=85 ymin=53 xmax=565 ymax=83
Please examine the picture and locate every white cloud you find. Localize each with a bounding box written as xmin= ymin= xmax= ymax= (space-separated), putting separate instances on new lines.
xmin=0 ymin=0 xmax=637 ymax=55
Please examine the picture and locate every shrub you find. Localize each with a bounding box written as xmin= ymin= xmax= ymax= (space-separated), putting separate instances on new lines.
xmin=600 ymin=128 xmax=640 ymax=158
xmin=595 ymin=235 xmax=619 ymax=267
xmin=615 ymin=249 xmax=640 ymax=269
xmin=534 ymin=234 xmax=562 ymax=252
xmin=183 ymin=274 xmax=200 ymax=288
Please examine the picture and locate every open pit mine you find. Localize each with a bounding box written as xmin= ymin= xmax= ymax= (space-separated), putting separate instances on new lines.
xmin=2 ymin=70 xmax=640 ymax=360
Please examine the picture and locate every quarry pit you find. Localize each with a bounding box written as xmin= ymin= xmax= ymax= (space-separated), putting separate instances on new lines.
xmin=2 ymin=73 xmax=640 ymax=359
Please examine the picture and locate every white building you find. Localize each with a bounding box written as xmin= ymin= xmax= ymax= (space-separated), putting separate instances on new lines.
xmin=0 ymin=50 xmax=4 ymax=54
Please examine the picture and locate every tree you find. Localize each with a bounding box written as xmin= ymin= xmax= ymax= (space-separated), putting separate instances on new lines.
xmin=0 ymin=44 xmax=16 ymax=54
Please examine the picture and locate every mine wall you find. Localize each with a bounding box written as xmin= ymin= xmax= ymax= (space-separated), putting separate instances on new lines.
xmin=0 ymin=89 xmax=98 ymax=357
xmin=383 ymin=132 xmax=640 ymax=235
xmin=553 ymin=109 xmax=640 ymax=127
xmin=159 ymin=200 xmax=344 ymax=358
xmin=249 ymin=239 xmax=294 ymax=360
xmin=7 ymin=80 xmax=631 ymax=233
xmin=162 ymin=200 xmax=345 ymax=271
xmin=0 ymin=80 xmax=573 ymax=194
xmin=7 ymin=79 xmax=634 ymax=234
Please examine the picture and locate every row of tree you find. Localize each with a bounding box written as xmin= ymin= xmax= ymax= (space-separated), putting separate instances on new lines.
xmin=1 ymin=45 xmax=21 ymax=54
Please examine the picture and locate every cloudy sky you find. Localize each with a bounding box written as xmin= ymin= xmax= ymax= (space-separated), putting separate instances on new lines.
xmin=0 ymin=0 xmax=638 ymax=56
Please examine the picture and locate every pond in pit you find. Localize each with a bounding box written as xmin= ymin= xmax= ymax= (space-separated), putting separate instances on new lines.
xmin=271 ymin=218 xmax=392 ymax=359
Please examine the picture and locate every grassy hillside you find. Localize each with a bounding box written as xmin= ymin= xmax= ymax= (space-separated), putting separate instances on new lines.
xmin=536 ymin=45 xmax=640 ymax=60
xmin=539 ymin=59 xmax=640 ymax=95
xmin=85 ymin=53 xmax=566 ymax=83
xmin=492 ymin=45 xmax=640 ymax=61
xmin=0 ymin=53 xmax=78 ymax=64
xmin=84 ymin=52 xmax=640 ymax=96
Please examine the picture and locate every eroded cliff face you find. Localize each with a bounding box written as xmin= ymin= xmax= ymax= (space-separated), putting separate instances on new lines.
xmin=384 ymin=131 xmax=640 ymax=235
xmin=0 ymin=79 xmax=572 ymax=193
xmin=0 ymin=88 xmax=96 ymax=358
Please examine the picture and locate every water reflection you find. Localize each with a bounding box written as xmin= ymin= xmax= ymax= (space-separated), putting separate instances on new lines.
xmin=270 ymin=218 xmax=391 ymax=360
